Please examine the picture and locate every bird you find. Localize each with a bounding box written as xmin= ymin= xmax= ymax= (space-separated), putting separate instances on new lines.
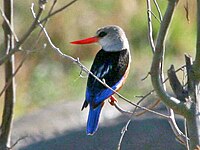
xmin=71 ymin=25 xmax=131 ymax=135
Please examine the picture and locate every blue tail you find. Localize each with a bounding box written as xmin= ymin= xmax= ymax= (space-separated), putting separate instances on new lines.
xmin=86 ymin=105 xmax=102 ymax=135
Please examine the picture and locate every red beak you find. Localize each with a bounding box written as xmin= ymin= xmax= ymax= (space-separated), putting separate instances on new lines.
xmin=70 ymin=36 xmax=99 ymax=44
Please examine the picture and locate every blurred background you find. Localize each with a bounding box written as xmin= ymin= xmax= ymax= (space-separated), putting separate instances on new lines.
xmin=0 ymin=0 xmax=196 ymax=118
xmin=0 ymin=0 xmax=197 ymax=149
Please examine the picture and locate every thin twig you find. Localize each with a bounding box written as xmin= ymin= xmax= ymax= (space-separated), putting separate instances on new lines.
xmin=30 ymin=0 xmax=58 ymax=52
xmin=40 ymin=0 xmax=78 ymax=24
xmin=8 ymin=136 xmax=28 ymax=149
xmin=112 ymin=102 xmax=132 ymax=116
xmin=167 ymin=108 xmax=188 ymax=144
xmin=146 ymin=0 xmax=155 ymax=52
xmin=184 ymin=118 xmax=190 ymax=150
xmin=117 ymin=94 xmax=162 ymax=150
xmin=0 ymin=7 xmax=18 ymax=42
xmin=141 ymin=71 xmax=151 ymax=81
xmin=37 ymin=0 xmax=58 ymax=40
xmin=117 ymin=99 xmax=147 ymax=150
xmin=153 ymin=0 xmax=163 ymax=21
xmin=0 ymin=52 xmax=28 ymax=98
xmin=117 ymin=119 xmax=131 ymax=150
xmin=147 ymin=9 xmax=161 ymax=23
xmin=0 ymin=4 xmax=44 ymax=66
xmin=135 ymin=99 xmax=160 ymax=116
xmin=0 ymin=0 xmax=78 ymax=66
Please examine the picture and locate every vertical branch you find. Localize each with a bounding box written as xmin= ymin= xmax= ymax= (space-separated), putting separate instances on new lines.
xmin=184 ymin=1 xmax=200 ymax=148
xmin=147 ymin=0 xmax=187 ymax=144
xmin=194 ymin=0 xmax=200 ymax=72
xmin=153 ymin=0 xmax=163 ymax=21
xmin=195 ymin=0 xmax=200 ymax=145
xmin=0 ymin=0 xmax=15 ymax=149
xmin=150 ymin=0 xmax=188 ymax=114
xmin=146 ymin=0 xmax=155 ymax=53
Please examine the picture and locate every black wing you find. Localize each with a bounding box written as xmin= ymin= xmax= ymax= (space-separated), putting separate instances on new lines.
xmin=84 ymin=49 xmax=129 ymax=108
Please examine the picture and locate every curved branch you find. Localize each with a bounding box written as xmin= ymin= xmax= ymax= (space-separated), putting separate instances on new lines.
xmin=150 ymin=0 xmax=188 ymax=116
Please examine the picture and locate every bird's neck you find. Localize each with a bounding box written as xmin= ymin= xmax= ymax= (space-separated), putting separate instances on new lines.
xmin=102 ymin=39 xmax=129 ymax=52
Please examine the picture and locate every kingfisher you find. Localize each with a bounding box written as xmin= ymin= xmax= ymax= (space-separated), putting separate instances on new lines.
xmin=71 ymin=25 xmax=131 ymax=135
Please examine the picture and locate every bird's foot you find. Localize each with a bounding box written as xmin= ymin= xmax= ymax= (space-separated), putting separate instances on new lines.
xmin=109 ymin=95 xmax=118 ymax=106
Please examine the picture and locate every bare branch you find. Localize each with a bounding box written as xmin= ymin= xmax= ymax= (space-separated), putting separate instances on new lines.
xmin=0 ymin=7 xmax=18 ymax=42
xmin=40 ymin=0 xmax=78 ymax=24
xmin=0 ymin=0 xmax=15 ymax=148
xmin=193 ymin=0 xmax=200 ymax=80
xmin=150 ymin=0 xmax=188 ymax=115
xmin=141 ymin=71 xmax=151 ymax=81
xmin=184 ymin=118 xmax=190 ymax=150
xmin=148 ymin=0 xmax=189 ymax=144
xmin=185 ymin=54 xmax=194 ymax=100
xmin=146 ymin=0 xmax=155 ymax=52
xmin=8 ymin=136 xmax=28 ymax=150
xmin=36 ymin=0 xmax=58 ymax=41
xmin=147 ymin=9 xmax=161 ymax=23
xmin=117 ymin=118 xmax=131 ymax=150
xmin=153 ymin=0 xmax=163 ymax=21
xmin=0 ymin=0 xmax=78 ymax=66
xmin=0 ymin=4 xmax=44 ymax=66
xmin=135 ymin=99 xmax=160 ymax=116
xmin=168 ymin=65 xmax=188 ymax=102
xmin=0 ymin=53 xmax=28 ymax=98
xmin=167 ymin=108 xmax=189 ymax=145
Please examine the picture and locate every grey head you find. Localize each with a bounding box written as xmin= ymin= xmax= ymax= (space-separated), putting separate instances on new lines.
xmin=96 ymin=25 xmax=129 ymax=52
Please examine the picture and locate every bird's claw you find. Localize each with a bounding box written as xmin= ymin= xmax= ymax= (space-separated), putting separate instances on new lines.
xmin=109 ymin=95 xmax=118 ymax=106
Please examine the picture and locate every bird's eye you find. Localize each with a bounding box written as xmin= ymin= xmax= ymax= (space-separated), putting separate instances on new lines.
xmin=98 ymin=31 xmax=107 ymax=38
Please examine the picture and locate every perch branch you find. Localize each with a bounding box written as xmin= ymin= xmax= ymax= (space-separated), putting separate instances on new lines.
xmin=31 ymin=3 xmax=171 ymax=119
xmin=36 ymin=0 xmax=58 ymax=40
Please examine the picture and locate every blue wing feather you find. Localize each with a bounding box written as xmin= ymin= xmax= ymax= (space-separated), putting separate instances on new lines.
xmin=86 ymin=78 xmax=123 ymax=105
